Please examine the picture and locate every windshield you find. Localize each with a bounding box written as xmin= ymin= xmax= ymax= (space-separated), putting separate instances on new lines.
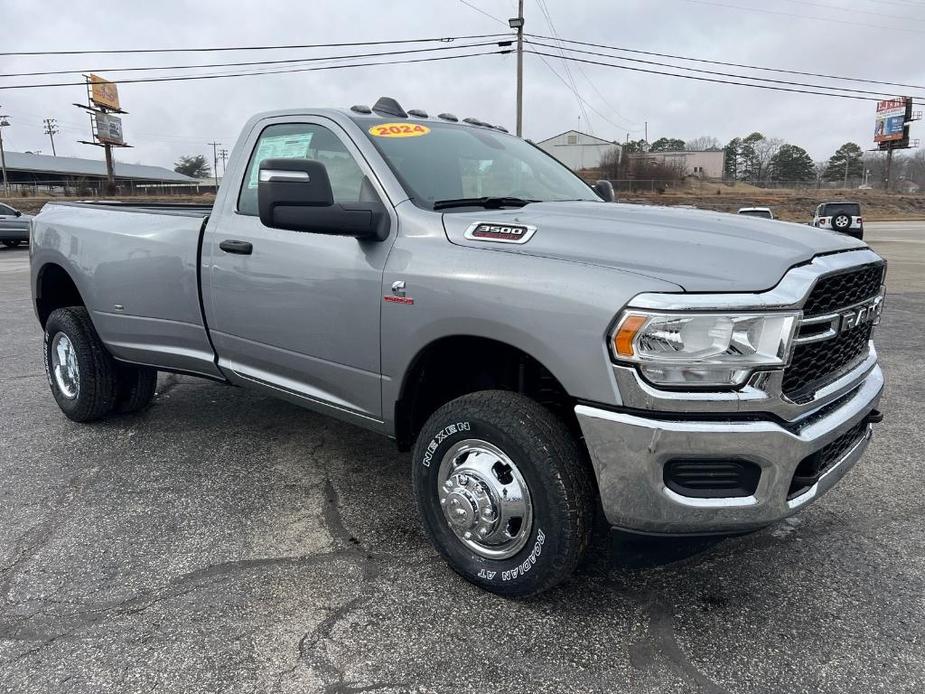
xmin=823 ymin=203 xmax=860 ymax=216
xmin=739 ymin=209 xmax=772 ymax=219
xmin=359 ymin=119 xmax=600 ymax=209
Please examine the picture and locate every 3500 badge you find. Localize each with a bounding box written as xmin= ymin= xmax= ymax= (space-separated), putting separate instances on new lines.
xmin=369 ymin=123 xmax=430 ymax=138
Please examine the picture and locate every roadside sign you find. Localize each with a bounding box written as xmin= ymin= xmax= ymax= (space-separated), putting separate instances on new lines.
xmin=95 ymin=113 xmax=124 ymax=145
xmin=89 ymin=74 xmax=121 ymax=111
xmin=874 ymin=98 xmax=908 ymax=144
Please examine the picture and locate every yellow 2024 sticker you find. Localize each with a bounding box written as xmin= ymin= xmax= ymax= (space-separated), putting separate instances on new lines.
xmin=369 ymin=122 xmax=430 ymax=138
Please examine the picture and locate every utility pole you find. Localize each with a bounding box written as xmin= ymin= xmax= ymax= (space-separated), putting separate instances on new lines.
xmin=208 ymin=141 xmax=221 ymax=190
xmin=644 ymin=121 xmax=648 ymax=144
xmin=509 ymin=1 xmax=525 ymax=137
xmin=0 ymin=110 xmax=9 ymax=196
xmin=884 ymin=143 xmax=894 ymax=193
xmin=43 ymin=118 xmax=59 ymax=156
xmin=843 ymin=156 xmax=849 ymax=189
xmin=218 ymin=148 xmax=229 ymax=177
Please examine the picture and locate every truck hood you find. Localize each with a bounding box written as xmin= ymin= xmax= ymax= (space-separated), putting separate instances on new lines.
xmin=441 ymin=201 xmax=866 ymax=291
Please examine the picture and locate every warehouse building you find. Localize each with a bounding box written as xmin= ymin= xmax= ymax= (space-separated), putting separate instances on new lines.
xmin=536 ymin=130 xmax=622 ymax=171
xmin=0 ymin=151 xmax=198 ymax=194
xmin=627 ymin=150 xmax=725 ymax=179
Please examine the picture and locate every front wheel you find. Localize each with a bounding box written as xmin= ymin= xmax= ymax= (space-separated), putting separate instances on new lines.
xmin=412 ymin=391 xmax=594 ymax=598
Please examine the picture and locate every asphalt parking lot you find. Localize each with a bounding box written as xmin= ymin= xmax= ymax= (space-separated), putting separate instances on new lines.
xmin=1 ymin=221 xmax=923 ymax=693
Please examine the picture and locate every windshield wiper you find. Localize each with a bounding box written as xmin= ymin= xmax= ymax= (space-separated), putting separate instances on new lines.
xmin=432 ymin=196 xmax=537 ymax=211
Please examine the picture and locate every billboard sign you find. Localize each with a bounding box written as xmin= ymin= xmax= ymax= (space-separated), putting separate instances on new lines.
xmin=874 ymin=98 xmax=908 ymax=144
xmin=89 ymin=74 xmax=121 ymax=111
xmin=95 ymin=113 xmax=124 ymax=145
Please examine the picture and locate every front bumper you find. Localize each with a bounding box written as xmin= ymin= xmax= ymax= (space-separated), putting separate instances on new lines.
xmin=576 ymin=364 xmax=883 ymax=534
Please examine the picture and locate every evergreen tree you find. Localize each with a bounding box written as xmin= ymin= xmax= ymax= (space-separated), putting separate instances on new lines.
xmin=769 ymin=144 xmax=816 ymax=182
xmin=649 ymin=137 xmax=686 ymax=152
xmin=723 ymin=138 xmax=741 ymax=180
xmin=822 ymin=142 xmax=864 ymax=182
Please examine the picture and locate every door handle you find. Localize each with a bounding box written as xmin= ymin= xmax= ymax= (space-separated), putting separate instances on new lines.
xmin=219 ymin=240 xmax=253 ymax=255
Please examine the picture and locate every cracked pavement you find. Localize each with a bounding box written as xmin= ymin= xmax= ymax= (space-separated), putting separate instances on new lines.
xmin=1 ymin=221 xmax=924 ymax=693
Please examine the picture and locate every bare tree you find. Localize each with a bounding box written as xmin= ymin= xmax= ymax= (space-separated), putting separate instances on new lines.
xmin=599 ymin=148 xmax=622 ymax=180
xmin=752 ymin=137 xmax=784 ymax=182
xmin=902 ymin=150 xmax=925 ymax=188
xmin=685 ymin=136 xmax=721 ymax=151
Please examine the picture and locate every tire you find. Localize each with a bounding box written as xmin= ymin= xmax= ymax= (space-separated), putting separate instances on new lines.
xmin=412 ymin=390 xmax=594 ymax=598
xmin=2 ymin=240 xmax=22 ymax=248
xmin=115 ymin=365 xmax=158 ymax=414
xmin=832 ymin=213 xmax=851 ymax=231
xmin=43 ymin=307 xmax=118 ymax=422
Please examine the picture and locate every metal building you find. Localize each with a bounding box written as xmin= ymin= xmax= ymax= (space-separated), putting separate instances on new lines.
xmin=0 ymin=151 xmax=197 ymax=194
xmin=536 ymin=130 xmax=622 ymax=171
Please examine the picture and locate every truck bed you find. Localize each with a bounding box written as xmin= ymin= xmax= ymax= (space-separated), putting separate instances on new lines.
xmin=31 ymin=200 xmax=222 ymax=379
xmin=59 ymin=200 xmax=214 ymax=216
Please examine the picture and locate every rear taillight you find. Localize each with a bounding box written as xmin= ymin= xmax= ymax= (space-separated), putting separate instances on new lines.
xmin=857 ymin=217 xmax=863 ymax=224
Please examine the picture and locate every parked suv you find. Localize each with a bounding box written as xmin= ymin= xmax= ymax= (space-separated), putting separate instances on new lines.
xmin=812 ymin=202 xmax=863 ymax=239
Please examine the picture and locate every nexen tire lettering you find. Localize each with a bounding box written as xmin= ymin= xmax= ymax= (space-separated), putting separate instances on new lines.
xmin=421 ymin=421 xmax=471 ymax=467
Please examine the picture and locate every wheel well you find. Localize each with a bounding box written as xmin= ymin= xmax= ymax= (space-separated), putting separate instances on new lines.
xmin=35 ymin=263 xmax=84 ymax=327
xmin=394 ymin=336 xmax=576 ymax=451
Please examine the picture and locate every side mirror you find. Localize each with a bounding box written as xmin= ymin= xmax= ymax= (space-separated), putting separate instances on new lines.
xmin=258 ymin=158 xmax=387 ymax=241
xmin=14 ymin=210 xmax=22 ymax=217
xmin=593 ymin=179 xmax=615 ymax=202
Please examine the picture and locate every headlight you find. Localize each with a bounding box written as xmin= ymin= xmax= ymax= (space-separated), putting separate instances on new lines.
xmin=611 ymin=310 xmax=799 ymax=387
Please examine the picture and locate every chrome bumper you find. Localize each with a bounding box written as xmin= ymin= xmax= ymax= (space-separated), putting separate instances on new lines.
xmin=576 ymin=365 xmax=883 ymax=534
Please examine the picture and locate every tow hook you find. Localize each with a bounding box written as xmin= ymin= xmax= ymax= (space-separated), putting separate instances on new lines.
xmin=866 ymin=409 xmax=883 ymax=424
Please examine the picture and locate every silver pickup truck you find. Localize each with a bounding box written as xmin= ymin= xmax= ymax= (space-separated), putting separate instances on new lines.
xmin=30 ymin=97 xmax=885 ymax=597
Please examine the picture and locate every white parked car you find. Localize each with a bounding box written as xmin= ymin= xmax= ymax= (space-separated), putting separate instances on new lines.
xmin=737 ymin=207 xmax=774 ymax=220
xmin=812 ymin=201 xmax=863 ymax=239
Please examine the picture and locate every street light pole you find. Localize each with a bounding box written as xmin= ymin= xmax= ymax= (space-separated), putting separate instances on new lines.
xmin=509 ymin=1 xmax=525 ymax=137
xmin=843 ymin=156 xmax=849 ymax=189
xmin=0 ymin=110 xmax=10 ymax=196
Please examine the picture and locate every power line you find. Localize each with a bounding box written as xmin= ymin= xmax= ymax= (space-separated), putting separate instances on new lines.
xmin=0 ymin=41 xmax=507 ymax=79
xmin=859 ymin=0 xmax=925 ymax=8
xmin=780 ymin=0 xmax=925 ymax=23
xmin=524 ymin=39 xmax=925 ymax=101
xmin=534 ymin=0 xmax=592 ymax=135
xmin=524 ymin=49 xmax=924 ymax=103
xmin=457 ymin=0 xmax=506 ymax=24
xmin=527 ymin=33 xmax=925 ymax=92
xmin=0 ymin=33 xmax=510 ymax=57
xmin=0 ymin=49 xmax=510 ymax=91
xmin=534 ymin=55 xmax=643 ymax=134
xmin=676 ymin=0 xmax=925 ymax=34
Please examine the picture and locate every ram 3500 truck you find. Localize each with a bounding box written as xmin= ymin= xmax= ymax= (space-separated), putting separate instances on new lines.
xmin=30 ymin=97 xmax=885 ymax=597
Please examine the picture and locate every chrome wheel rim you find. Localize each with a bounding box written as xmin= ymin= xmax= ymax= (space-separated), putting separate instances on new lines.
xmin=51 ymin=332 xmax=79 ymax=399
xmin=436 ymin=439 xmax=533 ymax=560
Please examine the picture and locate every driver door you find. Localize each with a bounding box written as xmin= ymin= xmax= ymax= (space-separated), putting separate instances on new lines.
xmin=203 ymin=118 xmax=395 ymax=422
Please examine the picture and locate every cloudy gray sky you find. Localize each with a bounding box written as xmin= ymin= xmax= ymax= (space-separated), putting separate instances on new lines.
xmin=2 ymin=0 xmax=923 ymax=173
